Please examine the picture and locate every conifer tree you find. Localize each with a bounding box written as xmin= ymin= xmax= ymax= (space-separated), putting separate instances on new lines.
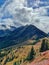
xmin=40 ymin=39 xmax=49 ymax=52
xmin=13 ymin=62 xmax=16 ymax=65
xmin=27 ymin=46 xmax=35 ymax=61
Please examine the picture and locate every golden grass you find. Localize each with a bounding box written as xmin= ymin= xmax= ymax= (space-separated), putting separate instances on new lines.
xmin=1 ymin=38 xmax=49 ymax=65
xmin=0 ymin=45 xmax=32 ymax=65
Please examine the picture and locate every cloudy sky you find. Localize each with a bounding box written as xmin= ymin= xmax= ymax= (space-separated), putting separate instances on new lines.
xmin=0 ymin=0 xmax=49 ymax=33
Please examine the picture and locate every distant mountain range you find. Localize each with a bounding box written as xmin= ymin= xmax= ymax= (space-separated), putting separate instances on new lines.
xmin=0 ymin=25 xmax=48 ymax=49
xmin=0 ymin=26 xmax=17 ymax=37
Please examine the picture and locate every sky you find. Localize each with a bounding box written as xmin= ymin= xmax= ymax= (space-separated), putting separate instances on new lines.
xmin=0 ymin=0 xmax=49 ymax=33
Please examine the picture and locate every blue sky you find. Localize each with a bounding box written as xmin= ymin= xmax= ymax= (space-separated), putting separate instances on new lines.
xmin=0 ymin=0 xmax=49 ymax=33
xmin=0 ymin=0 xmax=6 ymax=7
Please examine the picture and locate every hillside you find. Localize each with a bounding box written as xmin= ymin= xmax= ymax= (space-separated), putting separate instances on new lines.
xmin=0 ymin=25 xmax=47 ymax=49
xmin=0 ymin=38 xmax=49 ymax=65
xmin=29 ymin=50 xmax=49 ymax=65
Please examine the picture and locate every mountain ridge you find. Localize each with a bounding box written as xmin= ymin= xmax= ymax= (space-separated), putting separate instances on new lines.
xmin=0 ymin=25 xmax=48 ymax=49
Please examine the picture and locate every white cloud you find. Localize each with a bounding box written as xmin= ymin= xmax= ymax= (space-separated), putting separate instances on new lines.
xmin=0 ymin=0 xmax=49 ymax=33
xmin=33 ymin=16 xmax=49 ymax=33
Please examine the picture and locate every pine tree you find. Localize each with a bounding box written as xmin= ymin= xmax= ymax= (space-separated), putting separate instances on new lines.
xmin=27 ymin=46 xmax=35 ymax=61
xmin=13 ymin=62 xmax=16 ymax=65
xmin=40 ymin=39 xmax=49 ymax=52
xmin=13 ymin=61 xmax=20 ymax=65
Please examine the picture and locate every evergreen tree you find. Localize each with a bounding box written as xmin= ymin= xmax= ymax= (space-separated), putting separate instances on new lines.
xmin=27 ymin=46 xmax=35 ymax=61
xmin=40 ymin=39 xmax=49 ymax=52
xmin=13 ymin=61 xmax=20 ymax=65
xmin=13 ymin=62 xmax=16 ymax=65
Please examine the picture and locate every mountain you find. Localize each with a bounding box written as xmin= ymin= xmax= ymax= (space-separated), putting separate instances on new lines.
xmin=0 ymin=25 xmax=47 ymax=49
xmin=0 ymin=29 xmax=12 ymax=37
xmin=47 ymin=32 xmax=49 ymax=37
xmin=0 ymin=26 xmax=17 ymax=37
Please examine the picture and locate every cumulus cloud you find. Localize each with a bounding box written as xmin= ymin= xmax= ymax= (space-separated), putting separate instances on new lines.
xmin=0 ymin=0 xmax=49 ymax=33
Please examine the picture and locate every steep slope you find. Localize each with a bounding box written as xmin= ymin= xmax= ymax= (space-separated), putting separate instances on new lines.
xmin=0 ymin=25 xmax=47 ymax=49
xmin=29 ymin=50 xmax=49 ymax=65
